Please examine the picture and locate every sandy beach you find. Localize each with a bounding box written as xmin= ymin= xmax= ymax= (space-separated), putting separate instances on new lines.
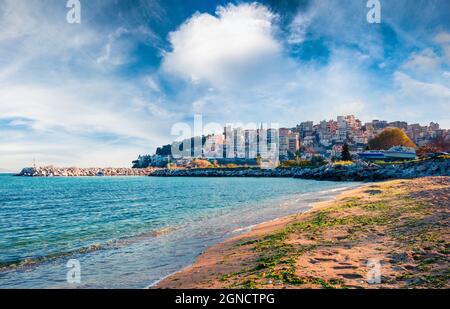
xmin=155 ymin=176 xmax=449 ymax=289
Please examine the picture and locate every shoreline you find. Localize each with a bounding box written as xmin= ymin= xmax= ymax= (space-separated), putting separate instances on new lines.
xmin=0 ymin=177 xmax=361 ymax=288
xmin=155 ymin=176 xmax=449 ymax=289
xmin=147 ymin=183 xmax=364 ymax=288
xmin=151 ymin=183 xmax=369 ymax=288
xmin=16 ymin=157 xmax=449 ymax=181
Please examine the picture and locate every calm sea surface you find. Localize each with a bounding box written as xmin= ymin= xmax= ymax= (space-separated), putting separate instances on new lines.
xmin=0 ymin=174 xmax=360 ymax=288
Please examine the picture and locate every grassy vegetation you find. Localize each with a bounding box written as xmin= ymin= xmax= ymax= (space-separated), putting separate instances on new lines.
xmin=217 ymin=180 xmax=449 ymax=289
xmin=279 ymin=159 xmax=312 ymax=168
xmin=279 ymin=156 xmax=327 ymax=168
xmin=332 ymin=161 xmax=354 ymax=166
xmin=372 ymin=159 xmax=419 ymax=165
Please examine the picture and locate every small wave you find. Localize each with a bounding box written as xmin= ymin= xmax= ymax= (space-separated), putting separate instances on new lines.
xmin=0 ymin=225 xmax=183 ymax=272
xmin=115 ymin=225 xmax=184 ymax=245
xmin=323 ymin=186 xmax=353 ymax=193
xmin=230 ymin=216 xmax=283 ymax=235
xmin=231 ymin=224 xmax=258 ymax=234
xmin=0 ymin=243 xmax=104 ymax=272
xmin=150 ymin=226 xmax=179 ymax=237
xmin=145 ymin=269 xmax=183 ymax=289
xmin=230 ymin=184 xmax=362 ymax=236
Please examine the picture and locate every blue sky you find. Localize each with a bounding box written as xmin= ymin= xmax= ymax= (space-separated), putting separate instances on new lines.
xmin=0 ymin=0 xmax=449 ymax=170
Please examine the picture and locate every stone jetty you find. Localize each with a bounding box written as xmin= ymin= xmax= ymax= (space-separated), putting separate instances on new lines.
xmin=16 ymin=166 xmax=156 ymax=177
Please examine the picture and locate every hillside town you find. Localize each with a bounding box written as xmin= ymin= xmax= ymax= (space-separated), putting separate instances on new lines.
xmin=133 ymin=115 xmax=450 ymax=168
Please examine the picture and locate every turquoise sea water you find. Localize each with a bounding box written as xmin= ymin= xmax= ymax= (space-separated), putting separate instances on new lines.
xmin=0 ymin=174 xmax=360 ymax=288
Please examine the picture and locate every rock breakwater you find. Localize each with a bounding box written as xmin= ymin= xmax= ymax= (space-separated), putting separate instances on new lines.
xmin=17 ymin=166 xmax=156 ymax=177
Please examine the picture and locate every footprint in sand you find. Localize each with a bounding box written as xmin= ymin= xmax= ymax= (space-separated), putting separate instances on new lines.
xmin=333 ymin=265 xmax=358 ymax=270
xmin=339 ymin=273 xmax=364 ymax=279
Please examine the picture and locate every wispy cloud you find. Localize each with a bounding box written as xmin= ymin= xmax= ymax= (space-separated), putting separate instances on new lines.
xmin=0 ymin=0 xmax=172 ymax=169
xmin=0 ymin=0 xmax=449 ymax=170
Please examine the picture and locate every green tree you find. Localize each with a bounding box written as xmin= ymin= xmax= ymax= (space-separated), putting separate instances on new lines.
xmin=156 ymin=144 xmax=172 ymax=156
xmin=341 ymin=142 xmax=352 ymax=161
xmin=368 ymin=128 xmax=416 ymax=150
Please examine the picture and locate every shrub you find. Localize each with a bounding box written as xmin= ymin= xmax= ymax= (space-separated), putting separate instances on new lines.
xmin=310 ymin=155 xmax=327 ymax=166
xmin=166 ymin=163 xmax=177 ymax=169
xmin=280 ymin=156 xmax=327 ymax=168
xmin=333 ymin=161 xmax=354 ymax=166
xmin=417 ymin=145 xmax=440 ymax=158
xmin=188 ymin=159 xmax=213 ymax=168
xmin=368 ymin=128 xmax=416 ymax=150
xmin=226 ymin=163 xmax=238 ymax=168
xmin=280 ymin=159 xmax=311 ymax=167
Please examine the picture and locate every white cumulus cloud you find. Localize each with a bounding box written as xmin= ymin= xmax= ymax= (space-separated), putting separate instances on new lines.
xmin=162 ymin=3 xmax=281 ymax=88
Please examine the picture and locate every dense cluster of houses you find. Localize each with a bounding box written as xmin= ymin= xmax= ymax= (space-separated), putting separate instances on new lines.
xmin=132 ymin=115 xmax=449 ymax=168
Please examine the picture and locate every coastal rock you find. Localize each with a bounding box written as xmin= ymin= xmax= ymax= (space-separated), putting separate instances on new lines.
xmin=149 ymin=158 xmax=450 ymax=182
xmin=17 ymin=158 xmax=449 ymax=181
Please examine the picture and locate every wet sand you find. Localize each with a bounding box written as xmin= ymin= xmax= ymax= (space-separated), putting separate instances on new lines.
xmin=155 ymin=177 xmax=449 ymax=289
